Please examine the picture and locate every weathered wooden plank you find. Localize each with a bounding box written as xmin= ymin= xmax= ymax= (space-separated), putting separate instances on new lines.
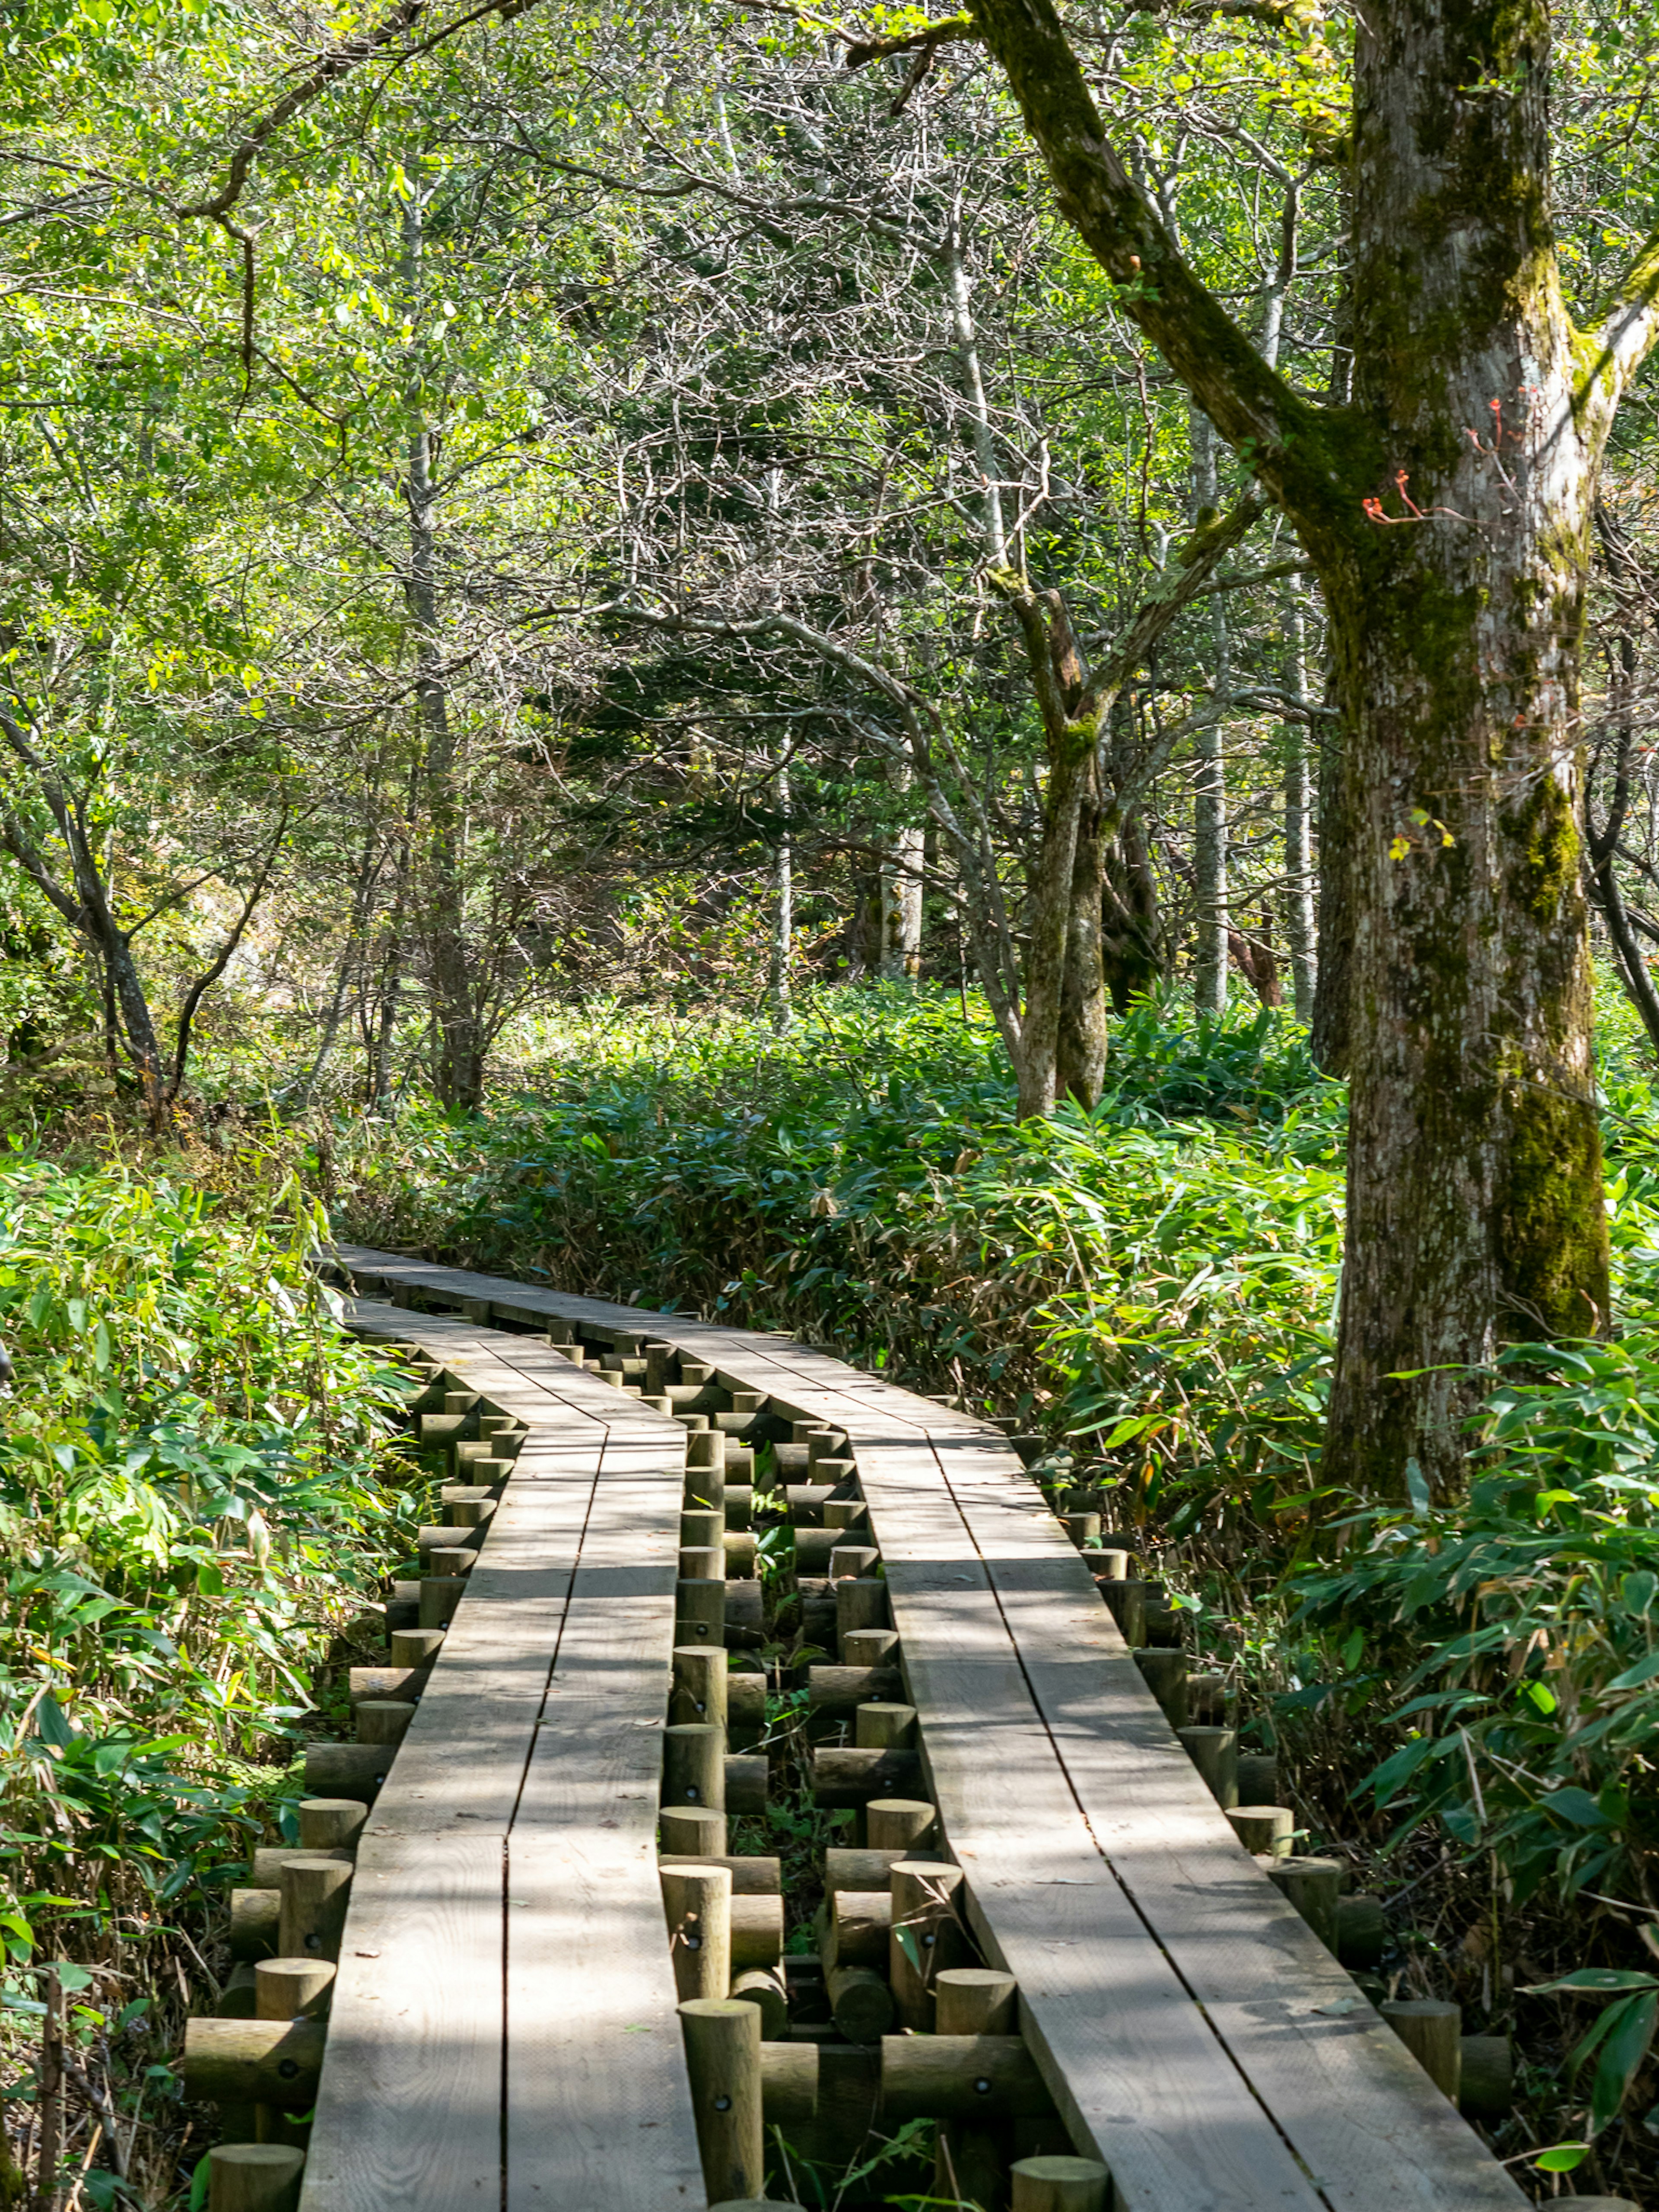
xmin=299 ymin=1827 xmax=502 ymax=2212
xmin=505 ymin=1440 xmax=702 ymax=2212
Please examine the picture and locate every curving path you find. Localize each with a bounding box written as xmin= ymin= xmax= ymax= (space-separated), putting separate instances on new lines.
xmin=187 ymin=1242 xmax=1529 ymax=2212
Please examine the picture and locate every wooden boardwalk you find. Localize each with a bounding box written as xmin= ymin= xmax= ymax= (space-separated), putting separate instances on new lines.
xmin=289 ymin=1243 xmax=1528 ymax=2212
xmin=297 ymin=1301 xmax=704 ymax=2212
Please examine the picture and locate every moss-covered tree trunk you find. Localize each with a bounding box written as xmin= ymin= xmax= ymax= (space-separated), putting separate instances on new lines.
xmin=968 ymin=0 xmax=1658 ymax=1494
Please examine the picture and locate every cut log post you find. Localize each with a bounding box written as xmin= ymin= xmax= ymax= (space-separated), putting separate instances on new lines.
xmin=679 ymin=1997 xmax=765 ymax=2204
xmin=1059 ymin=1512 xmax=1099 ymax=1548
xmin=724 ymin=1581 xmax=766 ymax=1642
xmin=842 ymin=1629 xmax=900 ymax=1669
xmin=760 ymin=2041 xmax=819 ymax=2123
xmin=825 ymin=1847 xmax=929 ymax=1896
xmin=1335 ymin=1893 xmax=1388 ymax=1968
xmin=388 ymin=1628 xmax=445 ymax=1668
xmin=207 ymin=2143 xmax=305 ymax=2212
xmin=787 ymin=1486 xmax=836 ymax=1526
xmin=1459 ymin=2035 xmax=1513 ymax=2120
xmin=866 ymin=1799 xmax=937 ymax=1852
xmin=681 ymin=1508 xmax=725 ymax=1550
xmin=1236 ymin=1751 xmax=1279 ymax=1803
xmin=1381 ymin=1999 xmax=1461 ymax=2102
xmin=723 ymin=1532 xmax=758 ymax=1579
xmin=418 ymin=1576 xmax=467 ymax=1631
xmin=827 ymin=1891 xmax=892 ymax=1971
xmin=254 ymin=1961 xmax=336 ymax=2021
xmin=827 ymin=1966 xmax=896 ymax=2044
xmin=661 ymin=1864 xmax=733 ymax=2002
xmin=731 ymin=1894 xmax=785 ymax=1970
xmin=251 ymin=1847 xmax=353 ymax=1887
xmin=724 ymin=1754 xmax=768 ymax=1816
xmin=676 ymin=1577 xmax=726 ymax=1647
xmin=855 ymin=1703 xmax=917 ymax=1750
xmin=1131 ymin=1649 xmax=1188 ymax=1731
xmin=182 ymin=2019 xmax=327 ymax=2105
xmin=664 ymin=1723 xmax=726 ymax=1810
xmin=658 ymin=1856 xmax=780 ymax=1894
xmin=303 ymin=1744 xmax=392 ymax=1804
xmin=217 ymin=1965 xmax=259 ymax=2019
xmin=879 ymin=2035 xmax=1050 ymax=2121
xmin=836 ymin=1579 xmax=890 ymax=1650
xmin=1097 ymin=1581 xmax=1145 ymax=1647
xmin=277 ymin=1858 xmax=353 ymax=1964
xmin=823 ymin=1500 xmax=868 ymax=1532
xmin=346 ymin=1665 xmax=429 ymax=1707
xmin=731 ymin=1968 xmax=788 ymax=2039
xmin=229 ymin=1890 xmax=280 ymax=1963
xmin=1186 ymin=1672 xmax=1228 ymax=1725
xmin=1267 ymin=1857 xmax=1343 ymax=1953
xmin=680 ymin=1545 xmax=725 ymax=1582
xmin=829 ymin=1544 xmax=880 ymax=1582
xmin=1177 ymin=1725 xmax=1238 ymax=1808
xmin=355 ymin=1699 xmax=416 ymax=1748
xmin=890 ymin=1859 xmax=968 ymax=2031
xmin=1078 ymin=1549 xmax=1129 ymax=1581
xmin=812 ymin=1748 xmax=922 ymax=1808
xmin=660 ymin=1808 xmax=728 ymax=1858
xmin=1226 ymin=1806 xmax=1294 ymax=1860
xmin=728 ymin=1672 xmax=767 ymax=1749
xmin=934 ymin=1969 xmax=1017 ymax=2037
xmin=1010 ymin=2155 xmax=1112 ymax=2212
xmin=793 ymin=1529 xmax=842 ymax=1576
xmin=672 ymin=1646 xmax=730 ymax=1733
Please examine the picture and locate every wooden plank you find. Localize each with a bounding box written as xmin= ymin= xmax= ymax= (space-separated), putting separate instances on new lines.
xmin=299 ymin=1827 xmax=502 ymax=2212
xmin=506 ymin=1440 xmax=703 ymax=2212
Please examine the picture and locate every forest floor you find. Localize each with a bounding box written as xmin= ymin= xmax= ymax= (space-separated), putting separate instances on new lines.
xmin=3 ymin=983 xmax=1659 ymax=2200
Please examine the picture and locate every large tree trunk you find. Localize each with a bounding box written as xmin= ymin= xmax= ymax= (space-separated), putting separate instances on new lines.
xmin=969 ymin=0 xmax=1645 ymax=1497
xmin=1322 ymin=0 xmax=1610 ymax=1495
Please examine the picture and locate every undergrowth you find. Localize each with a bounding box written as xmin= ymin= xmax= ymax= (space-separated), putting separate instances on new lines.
xmin=0 ymin=1149 xmax=416 ymax=2206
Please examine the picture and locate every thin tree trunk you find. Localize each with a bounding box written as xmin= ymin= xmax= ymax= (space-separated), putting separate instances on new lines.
xmin=769 ymin=758 xmax=792 ymax=1030
xmin=1057 ymin=746 xmax=1108 ymax=1106
xmin=879 ymin=762 xmax=924 ymax=979
xmin=400 ymin=176 xmax=478 ymax=1111
xmin=1281 ymin=580 xmax=1318 ymax=1021
xmin=1190 ymin=409 xmax=1228 ymax=1018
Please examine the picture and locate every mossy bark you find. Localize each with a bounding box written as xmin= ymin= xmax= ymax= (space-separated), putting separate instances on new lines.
xmin=971 ymin=0 xmax=1647 ymax=1495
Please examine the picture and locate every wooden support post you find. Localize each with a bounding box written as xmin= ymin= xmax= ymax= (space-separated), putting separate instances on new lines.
xmin=890 ymin=1859 xmax=968 ymax=2031
xmin=1097 ymin=1580 xmax=1145 ymax=1647
xmin=826 ymin=1966 xmax=896 ymax=2044
xmin=759 ymin=2043 xmax=818 ymax=2123
xmin=207 ymin=2144 xmax=305 ymax=2212
xmin=1131 ymin=1650 xmax=1187 ymax=1731
xmin=680 ymin=1545 xmax=725 ymax=1581
xmin=389 ymin=1627 xmax=445 ymax=1668
xmin=827 ymin=1891 xmax=891 ymax=1970
xmin=1459 ymin=2035 xmax=1513 ymax=2120
xmin=181 ymin=2019 xmax=327 ymax=2105
xmin=855 ymin=1703 xmax=917 ymax=1750
xmin=867 ymin=1800 xmax=937 ymax=1852
xmin=842 ymin=1629 xmax=899 ymax=1669
xmin=660 ymin=1807 xmax=728 ymax=1857
xmin=254 ymin=1961 xmax=336 ymax=2021
xmin=808 ymin=1667 xmax=904 ymax=1728
xmin=1059 ymin=1512 xmax=1099 ymax=1548
xmin=681 ymin=1508 xmax=725 ymax=1550
xmin=836 ymin=1578 xmax=890 ymax=1651
xmin=251 ymin=1847 xmax=352 ymax=1887
xmin=723 ymin=1532 xmax=758 ymax=1579
xmin=787 ymin=1486 xmax=836 ymax=1525
xmin=812 ymin=1748 xmax=922 ymax=1807
xmin=1380 ymin=1999 xmax=1462 ymax=2102
xmin=1187 ymin=1671 xmax=1228 ymax=1724
xmin=727 ymin=1673 xmax=766 ymax=1747
xmin=230 ymin=1890 xmax=280 ymax=1962
xmin=724 ymin=1486 xmax=753 ymax=1531
xmin=1176 ymin=1725 xmax=1238 ymax=1808
xmin=676 ymin=1577 xmax=726 ymax=1647
xmin=354 ymin=1699 xmax=415 ymax=1748
xmin=1226 ymin=1805 xmax=1293 ymax=1859
xmin=659 ymin=1857 xmax=782 ymax=1894
xmin=218 ymin=1964 xmax=259 ymax=2019
xmin=823 ymin=1500 xmax=868 ymax=1532
xmin=730 ymin=1968 xmax=788 ymax=2038
xmin=934 ymin=1969 xmax=1017 ymax=2036
xmin=679 ymin=1997 xmax=765 ymax=2205
xmin=731 ymin=1894 xmax=785 ymax=1970
xmin=664 ymin=1723 xmax=726 ymax=1810
xmin=277 ymin=1857 xmax=353 ymax=1964
xmin=1010 ymin=2156 xmax=1111 ymax=2212
xmin=724 ymin=1754 xmax=768 ymax=1815
xmin=1079 ymin=1548 xmax=1128 ymax=1580
xmin=303 ymin=1743 xmax=391 ymax=1804
xmin=879 ymin=2035 xmax=1050 ymax=2121
xmin=296 ymin=1800 xmax=366 ymax=1854
xmin=672 ymin=1646 xmax=730 ymax=1732
xmin=1335 ymin=1893 xmax=1388 ymax=1967
xmin=1236 ymin=1750 xmax=1278 ymax=1803
xmin=418 ymin=1575 xmax=467 ymax=1630
xmin=1266 ymin=1857 xmax=1343 ymax=1952
xmin=661 ymin=1864 xmax=733 ymax=2001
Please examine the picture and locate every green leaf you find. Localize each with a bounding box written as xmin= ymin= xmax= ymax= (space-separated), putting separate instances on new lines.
xmin=1592 ymin=1992 xmax=1658 ymax=2134
xmin=1534 ymin=2145 xmax=1590 ymax=2173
